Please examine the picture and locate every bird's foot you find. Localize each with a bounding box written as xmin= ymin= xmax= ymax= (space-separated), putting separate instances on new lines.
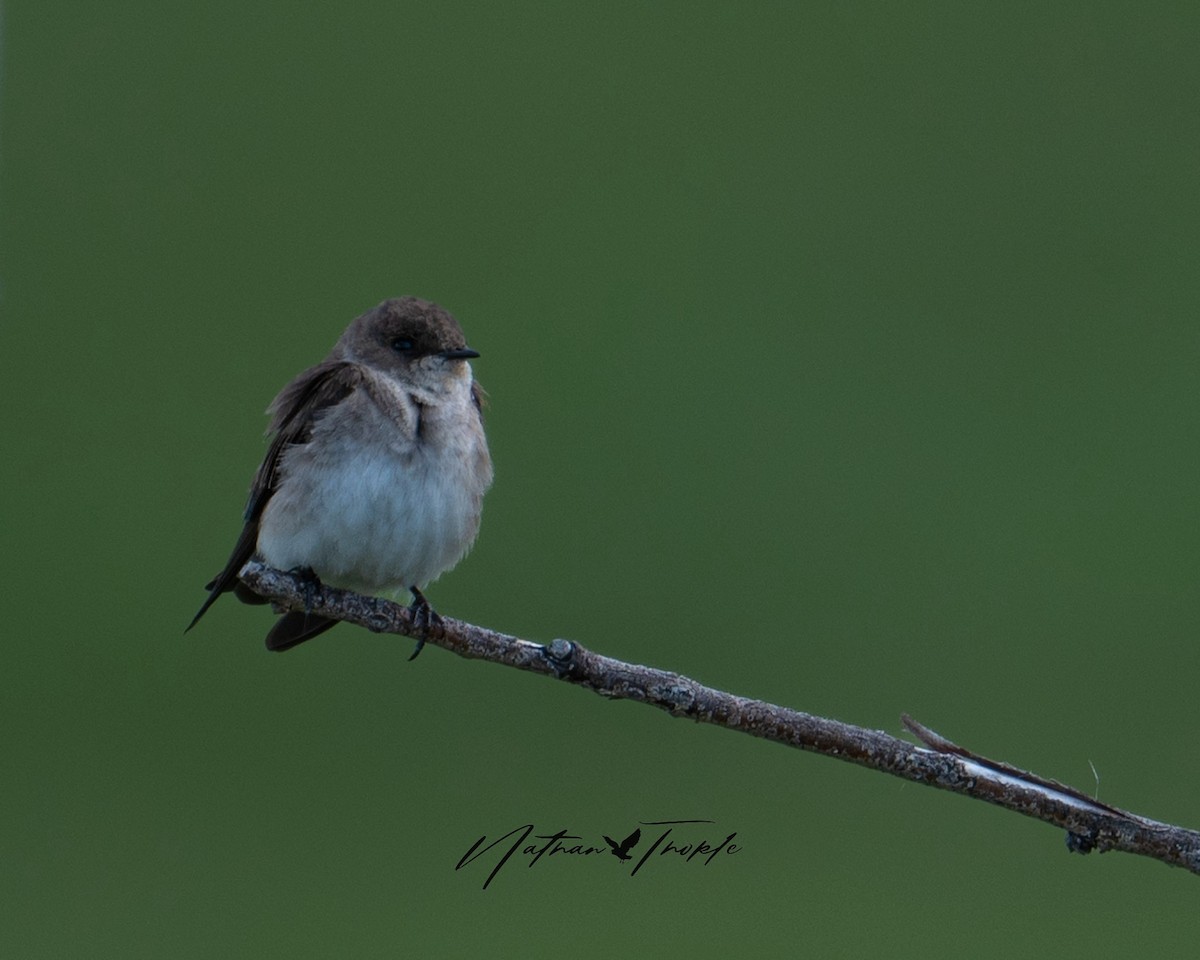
xmin=407 ymin=587 xmax=443 ymax=661
xmin=287 ymin=565 xmax=324 ymax=613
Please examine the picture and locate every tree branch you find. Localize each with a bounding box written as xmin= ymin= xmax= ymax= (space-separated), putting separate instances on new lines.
xmin=239 ymin=561 xmax=1200 ymax=875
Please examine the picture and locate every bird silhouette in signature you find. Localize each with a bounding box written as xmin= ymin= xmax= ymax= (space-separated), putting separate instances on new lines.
xmin=603 ymin=827 xmax=641 ymax=861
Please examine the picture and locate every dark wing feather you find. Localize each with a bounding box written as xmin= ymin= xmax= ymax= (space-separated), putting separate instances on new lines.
xmin=186 ymin=362 xmax=363 ymax=632
xmin=264 ymin=611 xmax=339 ymax=651
xmin=470 ymin=378 xmax=487 ymax=415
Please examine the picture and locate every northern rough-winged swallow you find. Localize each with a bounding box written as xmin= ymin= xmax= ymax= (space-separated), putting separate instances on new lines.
xmin=188 ymin=296 xmax=493 ymax=653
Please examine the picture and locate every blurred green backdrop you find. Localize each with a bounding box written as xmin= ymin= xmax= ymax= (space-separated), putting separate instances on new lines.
xmin=4 ymin=1 xmax=1199 ymax=956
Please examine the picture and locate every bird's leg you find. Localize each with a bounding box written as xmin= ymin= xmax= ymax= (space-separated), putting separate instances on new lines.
xmin=406 ymin=586 xmax=443 ymax=661
xmin=287 ymin=565 xmax=324 ymax=614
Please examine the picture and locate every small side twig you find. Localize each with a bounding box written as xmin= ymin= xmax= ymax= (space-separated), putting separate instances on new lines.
xmin=238 ymin=561 xmax=1200 ymax=876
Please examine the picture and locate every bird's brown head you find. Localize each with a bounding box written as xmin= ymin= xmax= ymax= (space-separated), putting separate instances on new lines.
xmin=337 ymin=297 xmax=479 ymax=389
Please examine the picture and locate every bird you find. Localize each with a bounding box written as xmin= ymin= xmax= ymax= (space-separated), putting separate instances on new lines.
xmin=603 ymin=828 xmax=641 ymax=861
xmin=187 ymin=296 xmax=493 ymax=654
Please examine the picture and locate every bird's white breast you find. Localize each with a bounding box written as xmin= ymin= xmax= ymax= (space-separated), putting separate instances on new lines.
xmin=256 ymin=376 xmax=490 ymax=595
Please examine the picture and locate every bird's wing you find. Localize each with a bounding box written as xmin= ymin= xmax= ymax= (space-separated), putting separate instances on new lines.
xmin=622 ymin=828 xmax=641 ymax=850
xmin=186 ymin=361 xmax=364 ymax=631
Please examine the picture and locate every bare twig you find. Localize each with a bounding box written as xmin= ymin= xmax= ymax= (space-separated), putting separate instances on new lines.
xmin=238 ymin=561 xmax=1200 ymax=875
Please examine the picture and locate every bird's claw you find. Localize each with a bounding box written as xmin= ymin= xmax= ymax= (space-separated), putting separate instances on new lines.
xmin=407 ymin=587 xmax=443 ymax=661
xmin=287 ymin=565 xmax=323 ymax=613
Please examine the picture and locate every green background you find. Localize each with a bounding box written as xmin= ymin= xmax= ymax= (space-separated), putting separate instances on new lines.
xmin=4 ymin=2 xmax=1199 ymax=956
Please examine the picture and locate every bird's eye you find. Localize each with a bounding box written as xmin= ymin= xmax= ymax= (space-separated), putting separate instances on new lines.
xmin=390 ymin=337 xmax=415 ymax=353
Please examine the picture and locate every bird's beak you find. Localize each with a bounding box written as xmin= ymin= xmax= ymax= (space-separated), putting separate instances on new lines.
xmin=440 ymin=348 xmax=480 ymax=360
